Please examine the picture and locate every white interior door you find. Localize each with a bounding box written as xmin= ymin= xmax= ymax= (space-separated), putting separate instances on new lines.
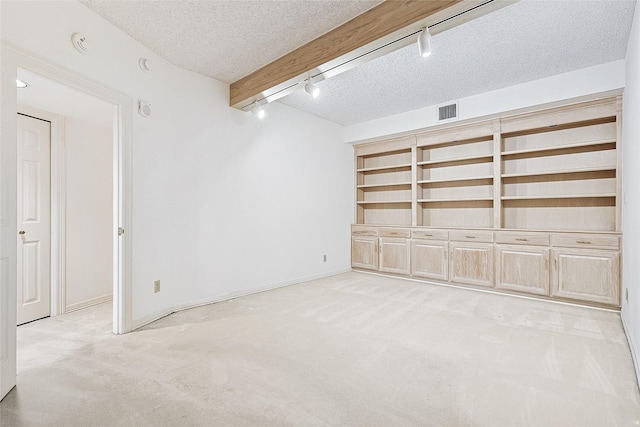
xmin=16 ymin=113 xmax=51 ymax=325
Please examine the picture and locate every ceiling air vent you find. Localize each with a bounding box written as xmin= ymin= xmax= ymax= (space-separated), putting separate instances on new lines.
xmin=438 ymin=102 xmax=458 ymax=121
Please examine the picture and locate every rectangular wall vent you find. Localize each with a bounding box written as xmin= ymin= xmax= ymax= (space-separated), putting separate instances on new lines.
xmin=438 ymin=102 xmax=458 ymax=121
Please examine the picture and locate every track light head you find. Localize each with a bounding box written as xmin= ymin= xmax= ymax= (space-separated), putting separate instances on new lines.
xmin=417 ymin=27 xmax=432 ymax=58
xmin=304 ymin=81 xmax=320 ymax=98
xmin=252 ymin=100 xmax=266 ymax=119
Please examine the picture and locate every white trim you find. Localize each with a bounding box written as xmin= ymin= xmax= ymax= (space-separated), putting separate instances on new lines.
xmin=3 ymin=42 xmax=133 ymax=334
xmin=621 ymin=313 xmax=640 ymax=392
xmin=65 ymin=294 xmax=112 ymax=313
xmin=17 ymin=105 xmax=66 ymax=317
xmin=352 ymin=269 xmax=621 ymax=313
xmin=131 ymin=269 xmax=352 ymax=330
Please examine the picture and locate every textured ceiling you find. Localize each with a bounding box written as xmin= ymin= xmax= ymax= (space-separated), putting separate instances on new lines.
xmin=79 ymin=0 xmax=383 ymax=83
xmin=79 ymin=0 xmax=636 ymax=126
xmin=280 ymin=0 xmax=636 ymax=125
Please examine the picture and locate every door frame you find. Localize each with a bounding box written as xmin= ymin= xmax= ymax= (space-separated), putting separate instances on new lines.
xmin=1 ymin=43 xmax=133 ymax=399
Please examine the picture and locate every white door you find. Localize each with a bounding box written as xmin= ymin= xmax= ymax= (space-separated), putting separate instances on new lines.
xmin=16 ymin=113 xmax=51 ymax=325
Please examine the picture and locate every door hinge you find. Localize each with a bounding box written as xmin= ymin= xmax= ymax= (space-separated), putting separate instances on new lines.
xmin=118 ymin=227 xmax=125 ymax=236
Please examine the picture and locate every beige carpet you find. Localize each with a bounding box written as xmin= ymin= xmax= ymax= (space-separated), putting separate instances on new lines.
xmin=1 ymin=272 xmax=639 ymax=426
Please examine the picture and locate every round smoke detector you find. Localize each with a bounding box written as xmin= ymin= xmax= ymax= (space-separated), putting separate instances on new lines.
xmin=71 ymin=33 xmax=90 ymax=55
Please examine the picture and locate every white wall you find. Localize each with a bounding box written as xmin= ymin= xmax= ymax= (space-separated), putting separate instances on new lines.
xmin=622 ymin=2 xmax=640 ymax=384
xmin=65 ymin=118 xmax=113 ymax=310
xmin=345 ymin=60 xmax=625 ymax=143
xmin=0 ymin=1 xmax=353 ymax=332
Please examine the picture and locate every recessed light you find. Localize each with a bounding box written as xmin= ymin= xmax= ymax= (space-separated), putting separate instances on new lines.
xmin=16 ymin=79 xmax=29 ymax=88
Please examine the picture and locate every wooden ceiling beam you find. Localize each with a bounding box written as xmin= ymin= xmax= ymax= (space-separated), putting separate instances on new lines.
xmin=230 ymin=0 xmax=467 ymax=109
xmin=230 ymin=0 xmax=515 ymax=110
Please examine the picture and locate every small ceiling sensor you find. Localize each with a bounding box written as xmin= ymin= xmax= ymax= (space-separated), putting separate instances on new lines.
xmin=139 ymin=58 xmax=151 ymax=72
xmin=16 ymin=79 xmax=29 ymax=88
xmin=138 ymin=100 xmax=151 ymax=118
xmin=71 ymin=33 xmax=90 ymax=55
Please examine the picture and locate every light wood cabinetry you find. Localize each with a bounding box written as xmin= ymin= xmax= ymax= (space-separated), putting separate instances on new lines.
xmin=356 ymin=139 xmax=414 ymax=226
xmin=379 ymin=237 xmax=410 ymax=274
xmin=411 ymin=239 xmax=448 ymax=280
xmin=495 ymin=244 xmax=550 ymax=296
xmin=495 ymin=231 xmax=550 ymax=296
xmin=449 ymin=241 xmax=494 ymax=288
xmin=551 ymin=248 xmax=620 ymax=306
xmin=351 ymin=94 xmax=623 ymax=308
xmin=351 ymin=226 xmax=378 ymax=270
xmin=416 ymin=124 xmax=496 ymax=229
xmin=551 ymin=232 xmax=620 ymax=305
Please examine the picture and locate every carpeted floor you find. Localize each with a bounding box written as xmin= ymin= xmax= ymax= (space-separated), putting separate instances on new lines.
xmin=1 ymin=271 xmax=639 ymax=426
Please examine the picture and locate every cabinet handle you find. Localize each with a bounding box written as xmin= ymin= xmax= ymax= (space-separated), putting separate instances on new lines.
xmin=576 ymin=240 xmax=592 ymax=244
xmin=545 ymin=259 xmax=549 ymax=270
xmin=515 ymin=238 xmax=528 ymax=242
xmin=423 ymin=233 xmax=433 ymax=237
xmin=465 ymin=235 xmax=476 ymax=239
xmin=390 ymin=232 xmax=398 ymax=235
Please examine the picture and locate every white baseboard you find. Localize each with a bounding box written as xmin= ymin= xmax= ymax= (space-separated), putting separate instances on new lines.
xmin=131 ymin=268 xmax=352 ymax=331
xmin=65 ymin=293 xmax=112 ymax=313
xmin=621 ymin=312 xmax=640 ymax=392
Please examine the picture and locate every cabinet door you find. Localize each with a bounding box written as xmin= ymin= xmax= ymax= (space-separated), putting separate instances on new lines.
xmin=379 ymin=237 xmax=410 ymax=275
xmin=496 ymin=245 xmax=550 ymax=296
xmin=351 ymin=236 xmax=378 ymax=270
xmin=411 ymin=239 xmax=448 ymax=281
xmin=552 ymin=248 xmax=620 ymax=306
xmin=449 ymin=242 xmax=494 ymax=287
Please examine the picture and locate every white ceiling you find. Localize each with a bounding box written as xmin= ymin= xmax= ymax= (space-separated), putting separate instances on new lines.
xmin=79 ymin=0 xmax=636 ymax=126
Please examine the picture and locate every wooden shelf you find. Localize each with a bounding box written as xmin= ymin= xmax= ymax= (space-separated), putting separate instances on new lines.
xmin=354 ymin=95 xmax=620 ymax=231
xmin=501 ymin=193 xmax=616 ymax=201
xmin=418 ymin=176 xmax=494 ymax=185
xmin=417 ymin=154 xmax=493 ymax=167
xmin=357 ymin=182 xmax=412 ymax=189
xmin=501 ymin=139 xmax=615 ymax=159
xmin=357 ymin=200 xmax=412 ymax=205
xmin=501 ymin=166 xmax=616 ymax=179
xmin=418 ymin=197 xmax=494 ymax=203
xmin=357 ymin=163 xmax=412 ymax=173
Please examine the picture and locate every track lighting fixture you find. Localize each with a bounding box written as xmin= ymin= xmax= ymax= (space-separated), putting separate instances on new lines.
xmin=252 ymin=100 xmax=266 ymax=119
xmin=417 ymin=26 xmax=432 ymax=58
xmin=304 ymin=79 xmax=320 ymax=98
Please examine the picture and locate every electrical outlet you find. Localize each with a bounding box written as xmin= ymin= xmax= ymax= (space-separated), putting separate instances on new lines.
xmin=154 ymin=280 xmax=161 ymax=293
xmin=323 ymin=254 xmax=327 ymax=262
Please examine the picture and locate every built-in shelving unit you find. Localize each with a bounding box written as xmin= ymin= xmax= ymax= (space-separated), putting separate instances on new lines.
xmin=353 ymin=95 xmax=622 ymax=233
xmin=416 ymin=132 xmax=495 ymax=229
xmin=351 ymin=94 xmax=623 ymax=308
xmin=355 ymin=146 xmax=413 ymax=225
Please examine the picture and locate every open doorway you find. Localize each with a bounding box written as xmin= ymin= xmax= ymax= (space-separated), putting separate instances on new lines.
xmin=16 ymin=68 xmax=115 ymax=326
xmin=1 ymin=48 xmax=133 ymax=401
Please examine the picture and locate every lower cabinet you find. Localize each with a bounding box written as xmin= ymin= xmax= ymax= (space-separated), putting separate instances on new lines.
xmin=552 ymin=248 xmax=620 ymax=305
xmin=351 ymin=236 xmax=378 ymax=270
xmin=449 ymin=242 xmax=494 ymax=288
xmin=379 ymin=237 xmax=410 ymax=275
xmin=350 ymin=226 xmax=621 ymax=308
xmin=495 ymin=245 xmax=550 ymax=296
xmin=411 ymin=239 xmax=448 ymax=281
